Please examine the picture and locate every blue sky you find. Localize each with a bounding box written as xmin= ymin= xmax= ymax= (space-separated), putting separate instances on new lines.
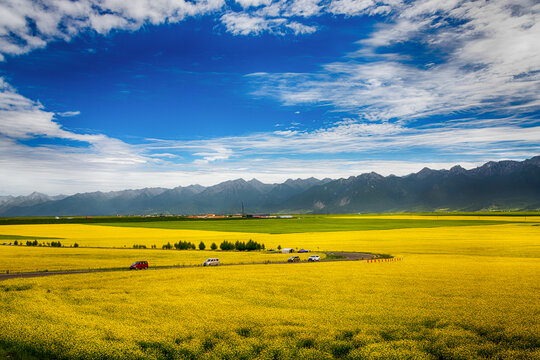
xmin=0 ymin=0 xmax=539 ymax=195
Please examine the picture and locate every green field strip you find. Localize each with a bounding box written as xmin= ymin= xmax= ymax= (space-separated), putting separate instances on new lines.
xmin=92 ymin=218 xmax=525 ymax=234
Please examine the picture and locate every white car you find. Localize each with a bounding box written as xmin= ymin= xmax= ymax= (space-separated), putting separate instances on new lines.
xmin=308 ymin=255 xmax=320 ymax=262
xmin=203 ymin=258 xmax=219 ymax=266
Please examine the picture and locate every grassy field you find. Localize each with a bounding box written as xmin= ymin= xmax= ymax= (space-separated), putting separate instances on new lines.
xmin=0 ymin=215 xmax=538 ymax=359
xmin=95 ymin=216 xmax=532 ymax=234
xmin=0 ymin=247 xmax=324 ymax=273
xmin=0 ymin=222 xmax=539 ymax=257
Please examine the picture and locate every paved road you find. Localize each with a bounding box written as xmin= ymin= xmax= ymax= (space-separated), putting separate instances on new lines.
xmin=0 ymin=252 xmax=380 ymax=281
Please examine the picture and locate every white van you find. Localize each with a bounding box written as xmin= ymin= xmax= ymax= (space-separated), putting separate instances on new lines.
xmin=308 ymin=255 xmax=320 ymax=262
xmin=203 ymin=258 xmax=219 ymax=266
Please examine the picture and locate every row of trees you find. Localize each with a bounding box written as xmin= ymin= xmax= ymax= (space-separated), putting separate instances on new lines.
xmin=159 ymin=240 xmax=266 ymax=251
xmin=220 ymin=239 xmax=265 ymax=251
xmin=25 ymin=240 xmax=63 ymax=247
xmin=162 ymin=241 xmax=197 ymax=250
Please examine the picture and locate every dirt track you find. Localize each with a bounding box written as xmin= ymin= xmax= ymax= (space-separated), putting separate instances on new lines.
xmin=0 ymin=252 xmax=380 ymax=281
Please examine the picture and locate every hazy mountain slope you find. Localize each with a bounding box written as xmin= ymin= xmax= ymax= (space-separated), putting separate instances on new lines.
xmin=1 ymin=157 xmax=539 ymax=216
xmin=284 ymin=156 xmax=540 ymax=213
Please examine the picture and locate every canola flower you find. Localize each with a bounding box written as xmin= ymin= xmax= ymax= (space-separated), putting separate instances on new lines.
xmin=0 ymin=216 xmax=538 ymax=359
xmin=1 ymin=221 xmax=538 ymax=257
xmin=0 ymin=246 xmax=323 ymax=273
xmin=0 ymin=255 xmax=538 ymax=359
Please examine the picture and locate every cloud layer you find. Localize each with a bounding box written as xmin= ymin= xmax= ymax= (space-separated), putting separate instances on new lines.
xmin=250 ymin=0 xmax=540 ymax=121
xmin=0 ymin=0 xmax=539 ymax=195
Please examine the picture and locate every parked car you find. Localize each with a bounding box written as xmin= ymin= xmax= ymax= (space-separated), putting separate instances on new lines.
xmin=130 ymin=261 xmax=148 ymax=270
xmin=287 ymin=256 xmax=300 ymax=263
xmin=298 ymin=249 xmax=309 ymax=253
xmin=203 ymin=258 xmax=219 ymax=266
xmin=308 ymin=255 xmax=320 ymax=262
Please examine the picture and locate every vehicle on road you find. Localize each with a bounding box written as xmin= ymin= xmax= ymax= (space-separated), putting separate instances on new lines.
xmin=287 ymin=256 xmax=300 ymax=263
xmin=308 ymin=255 xmax=320 ymax=262
xmin=298 ymin=249 xmax=309 ymax=253
xmin=203 ymin=258 xmax=219 ymax=266
xmin=130 ymin=261 xmax=148 ymax=270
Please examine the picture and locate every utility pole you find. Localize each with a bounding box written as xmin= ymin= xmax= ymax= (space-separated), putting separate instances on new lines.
xmin=241 ymin=201 xmax=245 ymax=217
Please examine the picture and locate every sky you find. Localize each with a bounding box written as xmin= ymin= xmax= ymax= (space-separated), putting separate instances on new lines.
xmin=0 ymin=0 xmax=539 ymax=195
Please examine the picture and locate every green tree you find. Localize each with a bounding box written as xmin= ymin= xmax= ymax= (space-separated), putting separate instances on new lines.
xmin=210 ymin=242 xmax=218 ymax=250
xmin=199 ymin=241 xmax=206 ymax=250
xmin=277 ymin=245 xmax=282 ymax=250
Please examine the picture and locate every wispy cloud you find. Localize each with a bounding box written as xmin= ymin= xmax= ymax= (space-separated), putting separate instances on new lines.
xmin=0 ymin=0 xmax=538 ymax=195
xmin=147 ymin=118 xmax=540 ymax=158
xmin=57 ymin=111 xmax=80 ymax=117
xmin=220 ymin=11 xmax=317 ymax=35
xmin=0 ymin=0 xmax=225 ymax=60
xmin=249 ymin=0 xmax=540 ymax=121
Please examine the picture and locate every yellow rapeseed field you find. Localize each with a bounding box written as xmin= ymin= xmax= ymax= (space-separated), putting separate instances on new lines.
xmin=0 ymin=224 xmax=251 ymax=248
xmin=1 ymin=255 xmax=538 ymax=359
xmin=1 ymin=221 xmax=538 ymax=257
xmin=0 ymin=246 xmax=322 ymax=273
xmin=0 ymin=216 xmax=538 ymax=359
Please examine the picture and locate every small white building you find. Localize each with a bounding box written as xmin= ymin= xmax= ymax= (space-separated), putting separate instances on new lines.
xmin=281 ymin=248 xmax=295 ymax=253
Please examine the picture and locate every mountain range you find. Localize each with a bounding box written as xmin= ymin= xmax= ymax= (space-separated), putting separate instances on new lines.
xmin=1 ymin=156 xmax=539 ymax=217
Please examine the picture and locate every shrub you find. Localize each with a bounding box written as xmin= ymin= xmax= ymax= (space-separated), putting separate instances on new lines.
xmin=220 ymin=241 xmax=235 ymax=251
xmin=211 ymin=242 xmax=218 ymax=250
xmin=73 ymin=243 xmax=79 ymax=248
xmin=162 ymin=242 xmax=172 ymax=250
xmin=174 ymin=241 xmax=195 ymax=250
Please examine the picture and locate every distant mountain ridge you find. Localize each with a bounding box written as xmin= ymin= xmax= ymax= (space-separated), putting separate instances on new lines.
xmin=1 ymin=157 xmax=539 ymax=216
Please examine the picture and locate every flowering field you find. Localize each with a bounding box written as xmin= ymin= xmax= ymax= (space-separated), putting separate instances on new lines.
xmin=0 ymin=246 xmax=324 ymax=273
xmin=1 ymin=255 xmax=538 ymax=359
xmin=0 ymin=216 xmax=539 ymax=359
xmin=1 ymin=221 xmax=539 ymax=256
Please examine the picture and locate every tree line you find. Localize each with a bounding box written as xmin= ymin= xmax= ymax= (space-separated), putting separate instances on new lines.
xmin=158 ymin=239 xmax=265 ymax=251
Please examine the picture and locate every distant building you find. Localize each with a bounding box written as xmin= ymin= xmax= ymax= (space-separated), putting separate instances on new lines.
xmin=281 ymin=248 xmax=295 ymax=253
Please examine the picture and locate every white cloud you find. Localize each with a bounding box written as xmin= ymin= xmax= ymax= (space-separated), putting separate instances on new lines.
xmin=249 ymin=0 xmax=540 ymax=121
xmin=147 ymin=117 xmax=540 ymax=159
xmin=235 ymin=0 xmax=273 ymax=8
xmin=285 ymin=21 xmax=317 ymax=35
xmin=0 ymin=0 xmax=538 ymax=196
xmin=220 ymin=11 xmax=316 ymax=35
xmin=284 ymin=0 xmax=323 ymax=18
xmin=57 ymin=111 xmax=80 ymax=117
xmin=328 ymin=0 xmax=400 ymax=17
xmin=0 ymin=0 xmax=225 ymax=59
xmin=193 ymin=147 xmax=233 ymax=164
xmin=0 ymin=76 xmax=151 ymax=168
xmin=220 ymin=12 xmax=285 ymax=35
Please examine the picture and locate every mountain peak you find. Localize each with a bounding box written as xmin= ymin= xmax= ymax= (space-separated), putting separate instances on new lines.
xmin=1 ymin=156 xmax=539 ymax=216
xmin=449 ymin=165 xmax=466 ymax=174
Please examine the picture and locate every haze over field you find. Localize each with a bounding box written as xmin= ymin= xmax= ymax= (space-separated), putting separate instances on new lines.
xmin=1 ymin=0 xmax=539 ymax=195
xmin=1 ymin=157 xmax=539 ymax=216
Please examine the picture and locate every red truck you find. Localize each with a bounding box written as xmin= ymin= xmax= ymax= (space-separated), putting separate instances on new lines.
xmin=130 ymin=261 xmax=148 ymax=270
